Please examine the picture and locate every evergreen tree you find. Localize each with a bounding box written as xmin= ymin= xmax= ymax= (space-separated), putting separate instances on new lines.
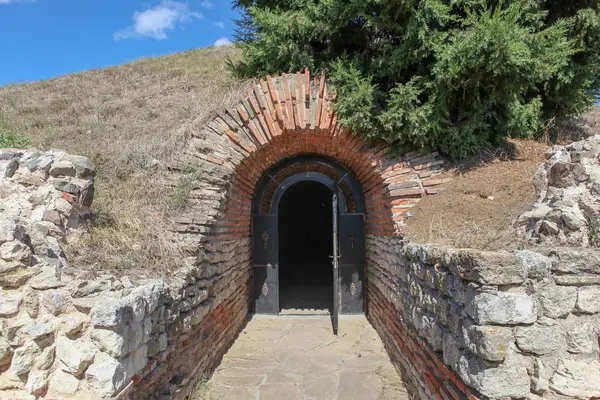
xmin=234 ymin=0 xmax=600 ymax=159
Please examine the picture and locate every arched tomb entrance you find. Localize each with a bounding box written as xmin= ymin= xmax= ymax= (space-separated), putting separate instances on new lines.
xmin=129 ymin=69 xmax=456 ymax=400
xmin=251 ymin=156 xmax=366 ymax=330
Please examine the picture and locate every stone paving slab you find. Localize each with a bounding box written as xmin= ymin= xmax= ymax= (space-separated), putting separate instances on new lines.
xmin=200 ymin=315 xmax=411 ymax=400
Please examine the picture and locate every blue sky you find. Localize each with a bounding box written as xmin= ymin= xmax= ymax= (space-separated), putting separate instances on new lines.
xmin=0 ymin=1 xmax=239 ymax=86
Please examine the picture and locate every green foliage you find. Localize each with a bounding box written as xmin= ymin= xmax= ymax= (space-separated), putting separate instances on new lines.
xmin=234 ymin=0 xmax=600 ymax=159
xmin=0 ymin=122 xmax=29 ymax=148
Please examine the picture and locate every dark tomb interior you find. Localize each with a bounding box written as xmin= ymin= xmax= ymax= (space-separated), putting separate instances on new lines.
xmin=278 ymin=180 xmax=333 ymax=313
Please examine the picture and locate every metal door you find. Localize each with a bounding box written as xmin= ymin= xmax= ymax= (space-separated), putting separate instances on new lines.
xmin=253 ymin=215 xmax=279 ymax=314
xmin=331 ymin=190 xmax=340 ymax=335
xmin=339 ymin=213 xmax=365 ymax=314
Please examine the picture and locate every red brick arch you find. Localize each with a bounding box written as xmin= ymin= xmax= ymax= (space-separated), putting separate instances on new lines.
xmin=200 ymin=70 xmax=446 ymax=239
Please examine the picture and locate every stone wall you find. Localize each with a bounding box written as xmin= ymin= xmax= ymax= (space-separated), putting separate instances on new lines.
xmin=518 ymin=134 xmax=600 ymax=247
xmin=0 ymin=149 xmax=252 ymax=399
xmin=367 ymin=235 xmax=600 ymax=399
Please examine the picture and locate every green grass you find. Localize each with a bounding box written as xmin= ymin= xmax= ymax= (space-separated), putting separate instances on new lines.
xmin=0 ymin=122 xmax=29 ymax=148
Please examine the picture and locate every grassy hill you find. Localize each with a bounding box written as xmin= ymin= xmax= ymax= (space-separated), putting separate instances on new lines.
xmin=0 ymin=46 xmax=250 ymax=273
xmin=1 ymin=45 xmax=598 ymax=271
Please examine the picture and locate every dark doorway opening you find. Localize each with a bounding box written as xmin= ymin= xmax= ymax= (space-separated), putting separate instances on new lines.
xmin=278 ymin=180 xmax=333 ymax=313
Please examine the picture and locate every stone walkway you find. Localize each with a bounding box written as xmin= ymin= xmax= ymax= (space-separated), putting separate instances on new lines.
xmin=201 ymin=315 xmax=411 ymax=400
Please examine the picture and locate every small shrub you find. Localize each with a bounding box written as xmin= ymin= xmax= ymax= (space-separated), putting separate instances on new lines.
xmin=0 ymin=123 xmax=29 ymax=148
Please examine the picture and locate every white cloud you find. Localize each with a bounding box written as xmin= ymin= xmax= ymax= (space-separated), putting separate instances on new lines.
xmin=214 ymin=21 xmax=225 ymax=29
xmin=115 ymin=1 xmax=202 ymax=40
xmin=200 ymin=1 xmax=213 ymax=8
xmin=214 ymin=37 xmax=232 ymax=47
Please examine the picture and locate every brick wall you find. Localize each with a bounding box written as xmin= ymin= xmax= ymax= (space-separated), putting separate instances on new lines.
xmin=129 ymin=238 xmax=252 ymax=399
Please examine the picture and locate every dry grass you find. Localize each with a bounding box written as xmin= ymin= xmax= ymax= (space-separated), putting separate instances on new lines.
xmin=403 ymin=106 xmax=600 ymax=250
xmin=403 ymin=140 xmax=548 ymax=250
xmin=0 ymin=46 xmax=251 ymax=274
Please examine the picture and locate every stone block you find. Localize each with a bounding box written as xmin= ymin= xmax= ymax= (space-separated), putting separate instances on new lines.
xmin=563 ymin=317 xmax=595 ymax=354
xmin=85 ymin=352 xmax=128 ymax=398
xmin=56 ymin=335 xmax=96 ymax=376
xmin=90 ymin=298 xmax=134 ymax=328
xmin=11 ymin=341 xmax=42 ymax=376
xmin=555 ymin=275 xmax=600 ymax=285
xmin=131 ymin=344 xmax=148 ymax=374
xmin=0 ymin=266 xmax=40 ymax=288
xmin=142 ymin=316 xmax=152 ymax=343
xmin=0 ymin=369 xmax=24 ymax=391
xmin=52 ymin=179 xmax=79 ymax=195
xmin=130 ymin=282 xmax=163 ymax=314
xmin=546 ymin=248 xmax=600 ymax=275
xmin=29 ymin=267 xmax=66 ymax=290
xmin=25 ymin=370 xmax=48 ymax=395
xmin=442 ymin=330 xmax=464 ymax=369
xmin=49 ymin=160 xmax=76 ymax=177
xmin=41 ymin=289 xmax=71 ymax=316
xmin=1 ymin=316 xmax=28 ymax=347
xmin=61 ymin=154 xmax=96 ymax=178
xmin=0 ymin=337 xmax=13 ymax=367
xmin=35 ymin=345 xmax=55 ymax=370
xmin=0 ymin=219 xmax=17 ymax=244
xmin=68 ymin=279 xmax=103 ymax=298
xmin=458 ymin=354 xmax=531 ymax=398
xmin=466 ymin=292 xmax=537 ymax=325
xmin=0 ymin=291 xmax=21 ymax=317
xmin=550 ymin=359 xmax=600 ymax=398
xmin=0 ymin=240 xmax=31 ymax=262
xmin=60 ymin=313 xmax=88 ymax=336
xmin=420 ymin=313 xmax=443 ymax=352
xmin=446 ymin=275 xmax=467 ymax=305
xmin=49 ymin=370 xmax=79 ymax=395
xmin=515 ymin=324 xmax=565 ymax=355
xmin=25 ymin=319 xmax=56 ymax=340
xmin=516 ymin=251 xmax=551 ymax=279
xmin=576 ymin=286 xmax=600 ymax=313
xmin=90 ymin=328 xmax=127 ymax=358
xmin=449 ymin=249 xmax=526 ymax=285
xmin=0 ymin=260 xmax=21 ymax=274
xmin=463 ymin=323 xmax=513 ymax=362
xmin=539 ymin=284 xmax=577 ymax=318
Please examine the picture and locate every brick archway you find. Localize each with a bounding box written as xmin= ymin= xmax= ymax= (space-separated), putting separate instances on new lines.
xmin=191 ymin=70 xmax=446 ymax=241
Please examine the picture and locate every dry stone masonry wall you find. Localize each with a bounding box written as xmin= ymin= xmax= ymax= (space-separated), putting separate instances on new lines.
xmin=367 ymin=237 xmax=600 ymax=399
xmin=0 ymin=149 xmax=251 ymax=399
xmin=518 ymin=134 xmax=600 ymax=247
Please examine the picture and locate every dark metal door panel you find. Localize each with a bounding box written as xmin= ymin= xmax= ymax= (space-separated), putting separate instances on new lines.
xmin=339 ymin=214 xmax=365 ymax=314
xmin=253 ymin=265 xmax=279 ymax=314
xmin=339 ymin=214 xmax=366 ymax=265
xmin=340 ymin=265 xmax=364 ymax=314
xmin=332 ymin=191 xmax=339 ymax=335
xmin=253 ymin=215 xmax=278 ymax=266
xmin=253 ymin=215 xmax=279 ymax=314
